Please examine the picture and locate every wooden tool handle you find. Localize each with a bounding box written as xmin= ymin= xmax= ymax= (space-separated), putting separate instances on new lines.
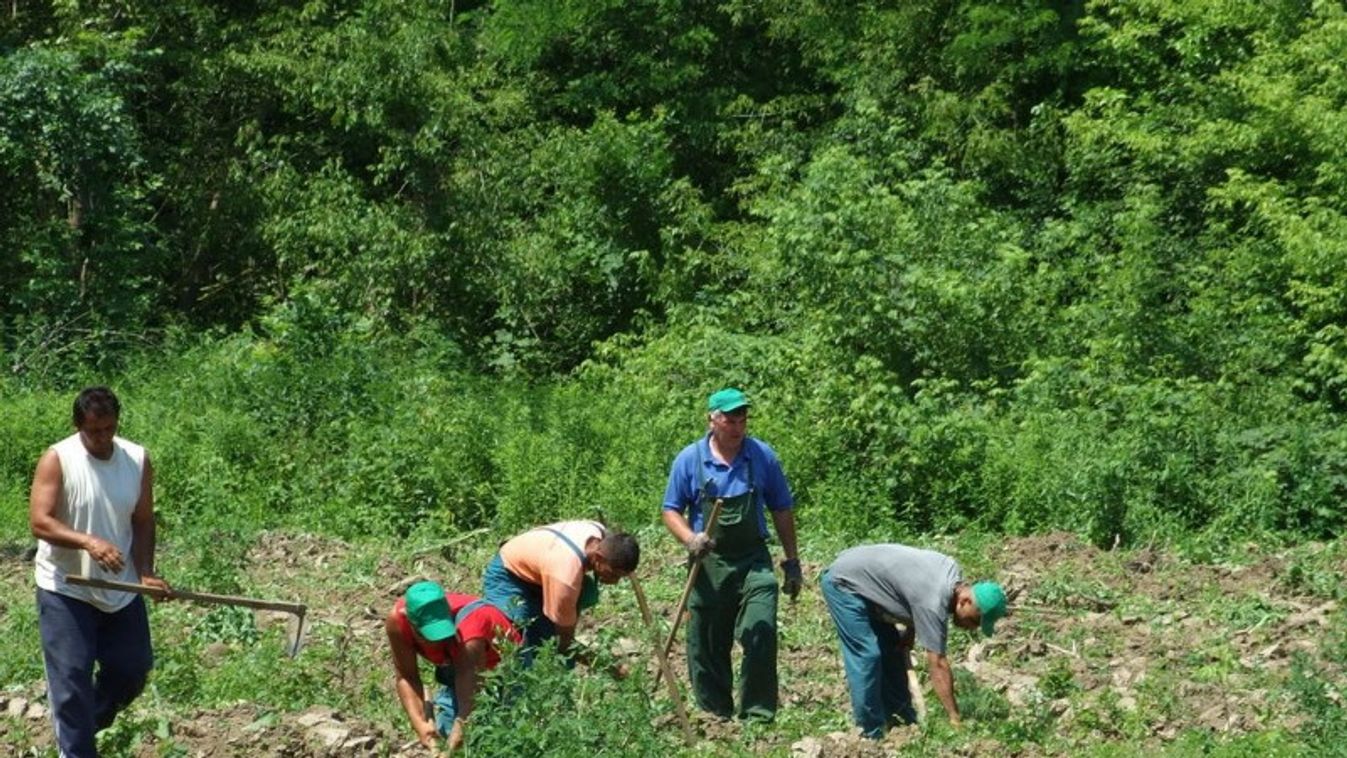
xmin=67 ymin=575 xmax=306 ymax=616
xmin=652 ymin=497 xmax=724 ymax=691
xmin=630 ymin=574 xmax=695 ymax=746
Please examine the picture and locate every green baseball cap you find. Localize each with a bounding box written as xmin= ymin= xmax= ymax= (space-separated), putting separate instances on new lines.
xmin=972 ymin=581 xmax=1008 ymax=636
xmin=578 ymin=574 xmax=600 ymax=612
xmin=708 ymin=388 xmax=751 ymax=413
xmin=405 ymin=581 xmax=456 ymax=642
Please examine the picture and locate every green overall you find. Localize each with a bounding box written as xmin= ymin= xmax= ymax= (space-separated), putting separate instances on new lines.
xmin=686 ymin=449 xmax=779 ymax=720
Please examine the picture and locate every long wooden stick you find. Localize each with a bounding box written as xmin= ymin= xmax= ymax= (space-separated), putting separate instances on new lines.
xmin=906 ymin=666 xmax=927 ymax=722
xmin=630 ymin=574 xmax=695 ymax=746
xmin=67 ymin=575 xmax=308 ymax=657
xmin=652 ymin=498 xmax=723 ymax=692
xmin=67 ymin=575 xmax=306 ymax=615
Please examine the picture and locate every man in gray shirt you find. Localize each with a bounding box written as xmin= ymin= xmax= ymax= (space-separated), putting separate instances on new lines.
xmin=821 ymin=544 xmax=1007 ymax=737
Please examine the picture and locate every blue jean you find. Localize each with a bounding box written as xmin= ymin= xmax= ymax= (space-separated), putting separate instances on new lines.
xmin=37 ymin=588 xmax=153 ymax=758
xmin=482 ymin=553 xmax=555 ymax=666
xmin=820 ymin=570 xmax=916 ymax=738
xmin=432 ymin=665 xmax=457 ymax=735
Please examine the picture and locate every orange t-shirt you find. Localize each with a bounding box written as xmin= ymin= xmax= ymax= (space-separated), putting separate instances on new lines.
xmin=499 ymin=520 xmax=604 ymax=627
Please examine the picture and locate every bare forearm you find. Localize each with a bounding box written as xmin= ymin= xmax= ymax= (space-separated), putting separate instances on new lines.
xmin=557 ymin=624 xmax=576 ymax=653
xmin=661 ymin=509 xmax=694 ymax=544
xmin=132 ymin=518 xmax=156 ymax=577
xmin=30 ymin=514 xmax=93 ymax=551
xmin=455 ymin=665 xmax=479 ymax=721
xmin=927 ymin=653 xmax=961 ymax=724
xmin=131 ymin=459 xmax=156 ymax=577
xmin=771 ymin=511 xmax=799 ymax=560
xmin=395 ymin=677 xmax=433 ymax=733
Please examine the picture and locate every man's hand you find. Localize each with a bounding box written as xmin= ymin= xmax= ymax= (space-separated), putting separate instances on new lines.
xmin=684 ymin=532 xmax=715 ymax=559
xmin=781 ymin=558 xmax=803 ymax=600
xmin=85 ymin=536 xmax=125 ymax=572
xmin=416 ymin=720 xmax=440 ymax=749
xmin=140 ymin=574 xmax=172 ymax=600
xmin=446 ymin=718 xmax=465 ymax=753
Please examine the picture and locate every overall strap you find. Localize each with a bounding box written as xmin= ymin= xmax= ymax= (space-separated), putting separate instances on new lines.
xmin=698 ymin=440 xmax=714 ymax=502
xmin=699 ymin=438 xmax=756 ymax=503
xmin=541 ymin=527 xmax=589 ymax=568
xmin=455 ymin=598 xmax=489 ymax=625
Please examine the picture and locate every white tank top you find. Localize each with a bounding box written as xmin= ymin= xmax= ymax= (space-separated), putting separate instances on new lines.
xmin=33 ymin=433 xmax=146 ymax=612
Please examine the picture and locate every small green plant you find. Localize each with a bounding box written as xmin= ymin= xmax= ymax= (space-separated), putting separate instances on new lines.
xmin=94 ymin=685 xmax=175 ymax=758
xmin=1032 ymin=574 xmax=1119 ymax=611
xmin=1038 ymin=659 xmax=1079 ymax=700
xmin=1288 ymin=653 xmax=1347 ymax=748
xmin=468 ymin=641 xmax=679 ymax=757
xmin=193 ymin=605 xmax=261 ymax=646
xmin=1280 ymin=546 xmax=1347 ymax=601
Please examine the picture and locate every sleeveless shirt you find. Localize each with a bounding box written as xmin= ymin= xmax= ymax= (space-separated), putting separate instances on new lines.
xmin=33 ymin=433 xmax=146 ymax=612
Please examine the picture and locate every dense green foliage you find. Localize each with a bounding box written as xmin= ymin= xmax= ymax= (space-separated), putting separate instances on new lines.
xmin=4 ymin=1 xmax=1347 ymax=546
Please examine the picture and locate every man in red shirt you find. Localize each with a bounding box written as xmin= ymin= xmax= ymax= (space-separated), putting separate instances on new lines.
xmin=385 ymin=581 xmax=521 ymax=753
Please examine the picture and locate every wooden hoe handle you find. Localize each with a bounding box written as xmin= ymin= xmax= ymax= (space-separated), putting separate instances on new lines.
xmin=66 ymin=575 xmax=307 ymax=616
xmin=630 ymin=574 xmax=695 ymax=745
xmin=652 ymin=497 xmax=723 ymax=692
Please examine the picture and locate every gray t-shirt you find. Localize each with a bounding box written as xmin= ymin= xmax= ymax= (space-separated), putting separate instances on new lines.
xmin=828 ymin=544 xmax=963 ymax=655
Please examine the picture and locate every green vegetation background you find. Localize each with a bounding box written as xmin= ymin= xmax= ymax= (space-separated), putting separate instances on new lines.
xmin=3 ymin=1 xmax=1347 ymax=754
xmin=5 ymin=0 xmax=1347 ymax=548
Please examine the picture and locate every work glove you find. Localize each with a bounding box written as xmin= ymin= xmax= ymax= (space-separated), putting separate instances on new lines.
xmin=684 ymin=532 xmax=715 ymax=559
xmin=781 ymin=558 xmax=804 ymax=600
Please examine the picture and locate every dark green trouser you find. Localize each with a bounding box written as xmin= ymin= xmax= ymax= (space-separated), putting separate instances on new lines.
xmin=686 ymin=545 xmax=779 ymax=720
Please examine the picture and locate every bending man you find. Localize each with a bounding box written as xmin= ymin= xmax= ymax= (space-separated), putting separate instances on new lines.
xmin=821 ymin=543 xmax=1007 ymax=737
xmin=386 ymin=580 xmax=522 ymax=753
xmin=482 ymin=520 xmax=638 ymax=660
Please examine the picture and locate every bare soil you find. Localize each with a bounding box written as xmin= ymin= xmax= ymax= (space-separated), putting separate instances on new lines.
xmin=2 ymin=531 xmax=1341 ymax=756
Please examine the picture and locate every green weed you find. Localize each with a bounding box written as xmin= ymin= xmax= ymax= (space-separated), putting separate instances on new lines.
xmin=468 ymin=642 xmax=679 ymax=757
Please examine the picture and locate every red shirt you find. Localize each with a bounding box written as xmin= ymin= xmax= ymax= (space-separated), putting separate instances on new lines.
xmin=393 ymin=593 xmax=521 ymax=669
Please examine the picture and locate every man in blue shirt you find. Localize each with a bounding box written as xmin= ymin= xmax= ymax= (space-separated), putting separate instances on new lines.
xmin=662 ymin=387 xmax=801 ymax=721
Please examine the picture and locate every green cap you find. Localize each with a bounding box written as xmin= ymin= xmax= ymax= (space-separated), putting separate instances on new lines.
xmin=972 ymin=581 xmax=1008 ymax=637
xmin=578 ymin=574 xmax=600 ymax=612
xmin=708 ymin=388 xmax=750 ymax=414
xmin=405 ymin=581 xmax=456 ymax=642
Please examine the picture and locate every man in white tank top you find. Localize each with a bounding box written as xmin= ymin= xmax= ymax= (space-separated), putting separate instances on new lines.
xmin=29 ymin=386 xmax=170 ymax=758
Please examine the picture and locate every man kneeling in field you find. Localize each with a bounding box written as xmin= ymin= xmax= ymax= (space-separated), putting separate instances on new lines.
xmin=821 ymin=544 xmax=1007 ymax=737
xmin=386 ymin=581 xmax=521 ymax=753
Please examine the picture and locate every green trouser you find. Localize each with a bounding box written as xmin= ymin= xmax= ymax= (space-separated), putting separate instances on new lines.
xmin=686 ymin=544 xmax=779 ymax=720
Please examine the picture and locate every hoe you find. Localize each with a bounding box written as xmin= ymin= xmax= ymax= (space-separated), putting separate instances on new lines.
xmin=67 ymin=575 xmax=308 ymax=658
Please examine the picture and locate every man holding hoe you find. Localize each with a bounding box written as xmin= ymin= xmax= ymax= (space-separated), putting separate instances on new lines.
xmin=30 ymin=386 xmax=170 ymax=758
xmin=820 ymin=543 xmax=1008 ymax=738
xmin=662 ymin=387 xmax=802 ymax=721
xmin=386 ymin=580 xmax=522 ymax=753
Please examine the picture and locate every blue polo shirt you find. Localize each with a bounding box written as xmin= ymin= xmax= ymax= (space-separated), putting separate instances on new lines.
xmin=662 ymin=434 xmax=794 ymax=538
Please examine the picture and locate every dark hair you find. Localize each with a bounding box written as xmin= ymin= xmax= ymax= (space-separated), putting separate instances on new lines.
xmin=73 ymin=386 xmax=120 ymax=425
xmin=599 ymin=532 xmax=640 ymax=573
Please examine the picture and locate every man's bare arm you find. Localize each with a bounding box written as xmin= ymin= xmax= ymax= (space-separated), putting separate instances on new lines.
xmin=385 ymin=613 xmax=438 ymax=748
xmin=447 ymin=638 xmax=488 ymax=752
xmin=926 ymin=649 xmax=962 ymax=727
xmin=770 ymin=509 xmax=799 ymax=561
xmin=29 ymin=450 xmax=124 ymax=571
xmin=130 ymin=455 xmax=168 ymax=592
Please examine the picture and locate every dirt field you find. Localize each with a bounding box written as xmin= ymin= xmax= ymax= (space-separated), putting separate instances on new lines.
xmin=2 ymin=531 xmax=1342 ymax=756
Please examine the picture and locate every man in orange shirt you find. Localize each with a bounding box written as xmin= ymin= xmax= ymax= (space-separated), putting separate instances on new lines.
xmin=385 ymin=581 xmax=522 ymax=753
xmin=482 ymin=520 xmax=639 ymax=661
